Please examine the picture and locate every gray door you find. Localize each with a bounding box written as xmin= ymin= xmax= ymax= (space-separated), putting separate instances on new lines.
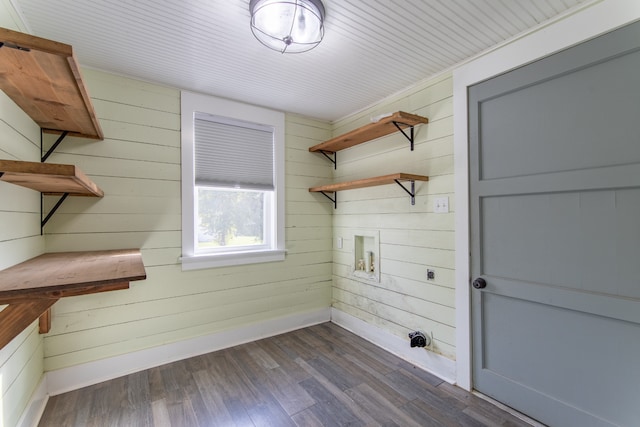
xmin=469 ymin=21 xmax=640 ymax=427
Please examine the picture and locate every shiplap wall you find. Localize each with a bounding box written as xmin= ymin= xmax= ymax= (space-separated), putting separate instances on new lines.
xmin=329 ymin=73 xmax=456 ymax=360
xmin=0 ymin=6 xmax=46 ymax=425
xmin=39 ymin=69 xmax=333 ymax=371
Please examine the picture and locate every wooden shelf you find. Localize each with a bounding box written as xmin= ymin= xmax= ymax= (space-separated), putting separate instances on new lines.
xmin=309 ymin=173 xmax=428 ymax=208
xmin=309 ymin=111 xmax=428 ymax=154
xmin=0 ymin=249 xmax=146 ymax=349
xmin=309 ymin=173 xmax=428 ymax=193
xmin=1 ymin=29 xmax=105 ymax=227
xmin=0 ymin=27 xmax=103 ymax=140
xmin=0 ymin=159 xmax=103 ymax=196
xmin=0 ymin=249 xmax=146 ymax=303
xmin=0 ymin=30 xmax=122 ymax=351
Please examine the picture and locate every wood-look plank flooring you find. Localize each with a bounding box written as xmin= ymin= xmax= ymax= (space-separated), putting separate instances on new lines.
xmin=38 ymin=322 xmax=533 ymax=426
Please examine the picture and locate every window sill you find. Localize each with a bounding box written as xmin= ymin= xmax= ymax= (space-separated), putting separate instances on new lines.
xmin=180 ymin=249 xmax=286 ymax=271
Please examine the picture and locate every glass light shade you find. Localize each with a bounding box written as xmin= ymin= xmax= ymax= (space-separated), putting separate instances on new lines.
xmin=250 ymin=0 xmax=325 ymax=53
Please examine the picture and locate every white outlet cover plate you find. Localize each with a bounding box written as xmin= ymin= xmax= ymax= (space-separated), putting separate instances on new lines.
xmin=434 ymin=197 xmax=449 ymax=213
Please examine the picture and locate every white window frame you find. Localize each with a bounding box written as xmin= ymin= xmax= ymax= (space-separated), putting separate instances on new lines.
xmin=180 ymin=91 xmax=285 ymax=270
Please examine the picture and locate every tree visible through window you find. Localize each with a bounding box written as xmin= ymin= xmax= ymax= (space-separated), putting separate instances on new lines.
xmin=197 ymin=188 xmax=266 ymax=249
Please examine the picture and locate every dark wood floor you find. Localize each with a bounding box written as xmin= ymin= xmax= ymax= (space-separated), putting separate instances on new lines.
xmin=39 ymin=322 xmax=533 ymax=426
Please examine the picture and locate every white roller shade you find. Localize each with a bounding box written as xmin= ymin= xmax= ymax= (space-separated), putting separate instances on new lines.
xmin=194 ymin=113 xmax=275 ymax=190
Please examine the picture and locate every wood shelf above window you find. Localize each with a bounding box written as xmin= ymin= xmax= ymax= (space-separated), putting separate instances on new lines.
xmin=309 ymin=173 xmax=429 ymax=208
xmin=0 ymin=159 xmax=103 ymax=197
xmin=0 ymin=27 xmax=104 ymax=140
xmin=0 ymin=249 xmax=146 ymax=350
xmin=309 ymin=111 xmax=428 ymax=155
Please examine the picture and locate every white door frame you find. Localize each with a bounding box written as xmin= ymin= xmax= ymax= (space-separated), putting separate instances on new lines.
xmin=452 ymin=0 xmax=640 ymax=390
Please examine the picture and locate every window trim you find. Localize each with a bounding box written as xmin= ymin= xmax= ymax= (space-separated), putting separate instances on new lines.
xmin=180 ymin=91 xmax=286 ymax=270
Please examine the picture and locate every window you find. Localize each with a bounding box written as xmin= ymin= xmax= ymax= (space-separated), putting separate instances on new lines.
xmin=181 ymin=91 xmax=285 ymax=270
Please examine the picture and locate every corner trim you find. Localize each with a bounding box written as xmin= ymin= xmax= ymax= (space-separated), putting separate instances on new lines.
xmin=17 ymin=376 xmax=48 ymax=427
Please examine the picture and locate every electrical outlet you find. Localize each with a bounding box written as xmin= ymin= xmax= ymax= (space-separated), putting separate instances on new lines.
xmin=336 ymin=237 xmax=343 ymax=249
xmin=434 ymin=197 xmax=449 ymax=213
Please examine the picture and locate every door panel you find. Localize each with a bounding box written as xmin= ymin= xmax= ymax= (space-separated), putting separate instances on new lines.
xmin=482 ymin=189 xmax=640 ymax=298
xmin=470 ymin=21 xmax=640 ymax=427
xmin=479 ymin=47 xmax=640 ymax=181
xmin=479 ymin=292 xmax=640 ymax=425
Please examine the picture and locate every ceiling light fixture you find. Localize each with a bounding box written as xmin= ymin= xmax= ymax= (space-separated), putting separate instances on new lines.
xmin=249 ymin=0 xmax=325 ymax=54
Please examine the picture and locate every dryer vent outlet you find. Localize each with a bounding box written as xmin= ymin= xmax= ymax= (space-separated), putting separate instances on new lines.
xmin=408 ymin=331 xmax=430 ymax=348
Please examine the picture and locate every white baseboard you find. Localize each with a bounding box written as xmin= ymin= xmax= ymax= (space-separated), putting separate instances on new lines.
xmin=45 ymin=308 xmax=331 ymax=396
xmin=17 ymin=377 xmax=48 ymax=427
xmin=330 ymin=308 xmax=456 ymax=383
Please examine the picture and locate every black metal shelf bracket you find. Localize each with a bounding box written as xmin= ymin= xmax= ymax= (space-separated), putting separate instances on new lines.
xmin=39 ymin=129 xmax=72 ymax=233
xmin=394 ymin=179 xmax=417 ymax=205
xmin=319 ymin=191 xmax=337 ymax=209
xmin=41 ymin=192 xmax=69 ymax=232
xmin=0 ymin=41 xmax=31 ymax=52
xmin=41 ymin=130 xmax=69 ymax=163
xmin=392 ymin=121 xmax=416 ymax=151
xmin=319 ymin=150 xmax=337 ymax=169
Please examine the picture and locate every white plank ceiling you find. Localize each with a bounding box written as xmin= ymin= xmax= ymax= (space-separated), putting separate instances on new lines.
xmin=13 ymin=0 xmax=593 ymax=121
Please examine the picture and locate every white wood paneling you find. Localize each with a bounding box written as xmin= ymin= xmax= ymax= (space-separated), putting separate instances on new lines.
xmin=329 ymin=73 xmax=455 ymax=368
xmin=0 ymin=7 xmax=47 ymax=425
xmin=0 ymin=0 xmax=28 ymax=31
xmin=12 ymin=0 xmax=593 ymax=121
xmin=0 ymin=325 xmax=44 ymax=427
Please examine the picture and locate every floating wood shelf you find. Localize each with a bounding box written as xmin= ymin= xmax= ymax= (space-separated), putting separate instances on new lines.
xmin=0 ymin=27 xmax=104 ymax=140
xmin=309 ymin=173 xmax=429 ymax=208
xmin=0 ymin=249 xmax=146 ymax=350
xmin=0 ymin=159 xmax=103 ymax=196
xmin=309 ymin=111 xmax=428 ymax=161
xmin=309 ymin=173 xmax=429 ymax=192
